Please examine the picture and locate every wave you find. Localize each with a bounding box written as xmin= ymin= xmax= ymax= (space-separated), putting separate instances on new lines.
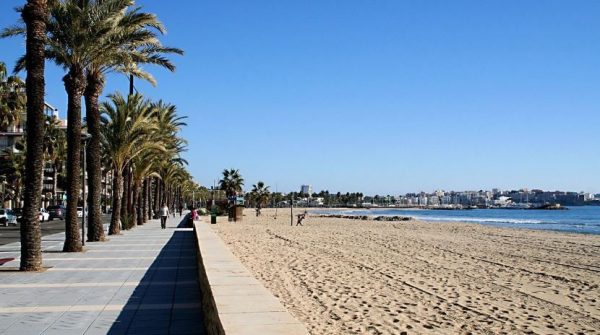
xmin=316 ymin=208 xmax=600 ymax=234
xmin=320 ymin=210 xmax=550 ymax=225
xmin=410 ymin=215 xmax=547 ymax=225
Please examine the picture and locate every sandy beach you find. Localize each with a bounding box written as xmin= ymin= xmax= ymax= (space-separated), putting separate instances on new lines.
xmin=211 ymin=208 xmax=600 ymax=334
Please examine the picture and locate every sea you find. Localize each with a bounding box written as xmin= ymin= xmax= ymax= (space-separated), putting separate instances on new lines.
xmin=316 ymin=206 xmax=600 ymax=235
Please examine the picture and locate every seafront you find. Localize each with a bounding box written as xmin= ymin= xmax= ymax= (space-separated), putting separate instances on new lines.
xmin=0 ymin=215 xmax=205 ymax=335
xmin=214 ymin=208 xmax=600 ymax=334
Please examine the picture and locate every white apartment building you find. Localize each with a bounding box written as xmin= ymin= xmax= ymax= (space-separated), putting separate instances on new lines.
xmin=300 ymin=184 xmax=312 ymax=196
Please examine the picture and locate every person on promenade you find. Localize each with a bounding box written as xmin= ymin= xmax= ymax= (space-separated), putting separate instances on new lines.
xmin=160 ymin=203 xmax=169 ymax=229
xmin=179 ymin=204 xmax=183 ymax=217
xmin=187 ymin=207 xmax=198 ymax=228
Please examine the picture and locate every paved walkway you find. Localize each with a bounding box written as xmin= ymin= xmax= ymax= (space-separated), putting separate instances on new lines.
xmin=0 ymin=214 xmax=205 ymax=335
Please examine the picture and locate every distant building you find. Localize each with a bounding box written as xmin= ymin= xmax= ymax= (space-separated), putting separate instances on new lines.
xmin=0 ymin=102 xmax=64 ymax=154
xmin=494 ymin=196 xmax=512 ymax=206
xmin=0 ymin=103 xmax=65 ymax=208
xmin=309 ymin=197 xmax=324 ymax=207
xmin=300 ymin=185 xmax=312 ymax=196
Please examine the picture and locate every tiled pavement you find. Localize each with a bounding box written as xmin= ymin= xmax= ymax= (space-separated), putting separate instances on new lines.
xmin=0 ymin=214 xmax=205 ymax=335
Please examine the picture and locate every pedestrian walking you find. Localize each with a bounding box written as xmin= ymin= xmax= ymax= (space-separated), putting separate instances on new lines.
xmin=160 ymin=203 xmax=169 ymax=229
xmin=179 ymin=204 xmax=183 ymax=217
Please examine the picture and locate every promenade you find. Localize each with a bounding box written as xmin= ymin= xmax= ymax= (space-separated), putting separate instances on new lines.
xmin=0 ymin=214 xmax=205 ymax=335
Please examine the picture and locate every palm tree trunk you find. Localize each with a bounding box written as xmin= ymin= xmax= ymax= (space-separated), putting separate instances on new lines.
xmin=120 ymin=164 xmax=128 ymax=228
xmin=109 ymin=168 xmax=122 ymax=235
xmin=62 ymin=67 xmax=85 ymax=252
xmin=20 ymin=0 xmax=47 ymax=271
xmin=131 ymin=181 xmax=138 ymax=226
xmin=173 ymin=187 xmax=177 ymax=210
xmin=84 ymin=73 xmax=105 ymax=242
xmin=149 ymin=178 xmax=154 ymax=219
xmin=135 ymin=182 xmax=143 ymax=225
xmin=166 ymin=185 xmax=170 ymax=210
xmin=160 ymin=181 xmax=165 ymax=207
xmin=126 ymin=167 xmax=132 ymax=218
xmin=154 ymin=178 xmax=160 ymax=211
xmin=142 ymin=178 xmax=148 ymax=223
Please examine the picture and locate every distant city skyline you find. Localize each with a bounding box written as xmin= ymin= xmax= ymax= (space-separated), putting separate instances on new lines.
xmin=290 ymin=185 xmax=598 ymax=198
xmin=287 ymin=187 xmax=597 ymax=210
xmin=1 ymin=1 xmax=598 ymax=194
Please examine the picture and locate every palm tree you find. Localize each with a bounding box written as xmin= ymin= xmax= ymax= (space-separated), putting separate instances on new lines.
xmin=0 ymin=141 xmax=26 ymax=208
xmin=5 ymin=0 xmax=93 ymax=251
xmin=118 ymin=99 xmax=187 ymax=226
xmin=131 ymin=151 xmax=160 ymax=226
xmin=0 ymin=62 xmax=26 ymax=131
xmin=100 ymin=93 xmax=162 ymax=235
xmin=1 ymin=0 xmax=167 ymax=250
xmin=0 ymin=63 xmax=25 ymax=209
xmin=41 ymin=0 xmax=95 ymax=251
xmin=43 ymin=115 xmax=66 ymax=205
xmin=84 ymin=1 xmax=182 ymax=242
xmin=219 ymin=169 xmax=244 ymax=220
xmin=250 ymin=181 xmax=270 ymax=215
xmin=219 ymin=169 xmax=244 ymax=198
xmin=142 ymin=100 xmax=186 ymax=219
xmin=19 ymin=0 xmax=47 ymax=270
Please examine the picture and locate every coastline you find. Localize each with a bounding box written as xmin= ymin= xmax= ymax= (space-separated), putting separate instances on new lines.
xmin=313 ymin=206 xmax=600 ymax=235
xmin=212 ymin=208 xmax=600 ymax=334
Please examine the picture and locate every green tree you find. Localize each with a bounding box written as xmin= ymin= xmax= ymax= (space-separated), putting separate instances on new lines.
xmin=0 ymin=62 xmax=26 ymax=209
xmin=0 ymin=62 xmax=26 ymax=131
xmin=43 ymin=115 xmax=66 ymax=205
xmin=219 ymin=169 xmax=244 ymax=198
xmin=84 ymin=1 xmax=182 ymax=242
xmin=13 ymin=0 xmax=47 ymax=270
xmin=0 ymin=140 xmax=26 ymax=208
xmin=250 ymin=181 xmax=270 ymax=215
xmin=100 ymin=93 xmax=162 ymax=235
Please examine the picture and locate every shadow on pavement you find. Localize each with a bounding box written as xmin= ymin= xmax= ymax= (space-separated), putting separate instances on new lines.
xmin=107 ymin=227 xmax=206 ymax=335
xmin=176 ymin=214 xmax=191 ymax=229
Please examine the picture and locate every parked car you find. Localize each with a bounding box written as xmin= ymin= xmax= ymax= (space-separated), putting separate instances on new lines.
xmin=12 ymin=207 xmax=23 ymax=223
xmin=0 ymin=209 xmax=17 ymax=226
xmin=39 ymin=208 xmax=50 ymax=222
xmin=47 ymin=205 xmax=66 ymax=220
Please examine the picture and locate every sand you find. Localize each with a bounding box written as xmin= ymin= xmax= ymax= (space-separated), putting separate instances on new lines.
xmin=211 ymin=208 xmax=600 ymax=334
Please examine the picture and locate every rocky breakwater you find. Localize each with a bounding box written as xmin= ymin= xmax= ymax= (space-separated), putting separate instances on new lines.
xmin=317 ymin=214 xmax=413 ymax=222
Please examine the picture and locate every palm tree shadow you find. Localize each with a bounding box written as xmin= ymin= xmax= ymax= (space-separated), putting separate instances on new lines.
xmin=106 ymin=229 xmax=206 ymax=334
xmin=172 ymin=214 xmax=191 ymax=229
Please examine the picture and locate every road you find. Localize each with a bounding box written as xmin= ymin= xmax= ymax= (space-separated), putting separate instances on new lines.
xmin=0 ymin=214 xmax=112 ymax=246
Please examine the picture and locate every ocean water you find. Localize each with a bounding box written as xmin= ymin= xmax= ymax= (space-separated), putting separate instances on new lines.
xmin=316 ymin=206 xmax=600 ymax=235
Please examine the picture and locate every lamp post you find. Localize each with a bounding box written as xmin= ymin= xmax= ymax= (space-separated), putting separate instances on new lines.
xmin=81 ymin=133 xmax=92 ymax=246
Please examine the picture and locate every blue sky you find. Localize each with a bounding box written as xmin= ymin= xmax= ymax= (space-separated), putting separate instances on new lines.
xmin=1 ymin=1 xmax=599 ymax=194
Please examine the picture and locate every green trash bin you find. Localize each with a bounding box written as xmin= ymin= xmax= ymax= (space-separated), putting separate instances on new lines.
xmin=210 ymin=208 xmax=217 ymax=224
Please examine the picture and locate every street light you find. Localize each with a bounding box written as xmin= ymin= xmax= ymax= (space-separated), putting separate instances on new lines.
xmin=81 ymin=133 xmax=92 ymax=246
